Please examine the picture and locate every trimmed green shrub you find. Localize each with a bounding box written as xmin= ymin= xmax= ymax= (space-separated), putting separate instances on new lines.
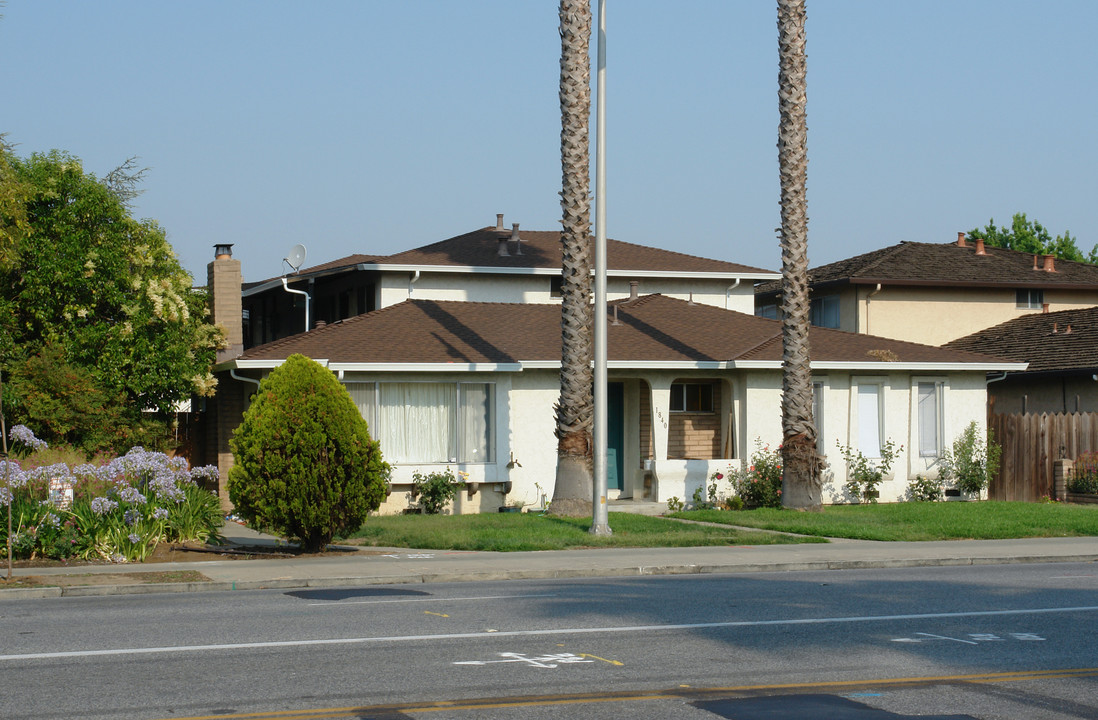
xmin=228 ymin=354 xmax=389 ymax=552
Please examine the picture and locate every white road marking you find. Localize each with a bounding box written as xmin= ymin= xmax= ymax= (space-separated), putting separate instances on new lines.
xmin=3 ymin=605 xmax=1093 ymax=662
xmin=306 ymin=593 xmax=556 ymax=607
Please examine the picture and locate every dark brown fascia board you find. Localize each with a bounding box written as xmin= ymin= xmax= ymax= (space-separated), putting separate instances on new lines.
xmin=844 ymin=277 xmax=1098 ymax=290
xmin=242 ymin=263 xmax=375 ymax=297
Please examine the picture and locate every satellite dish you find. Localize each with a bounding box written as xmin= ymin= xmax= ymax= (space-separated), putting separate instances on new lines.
xmin=283 ymin=244 xmax=307 ymax=273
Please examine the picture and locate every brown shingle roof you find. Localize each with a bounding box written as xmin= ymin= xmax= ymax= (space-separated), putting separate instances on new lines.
xmin=235 ymin=294 xmax=1008 ymax=367
xmin=756 ymin=241 xmax=1098 ymax=297
xmin=382 ymin=227 xmax=772 ymax=274
xmin=943 ymin=307 xmax=1098 ymax=372
xmin=250 ymin=227 xmax=773 ymax=287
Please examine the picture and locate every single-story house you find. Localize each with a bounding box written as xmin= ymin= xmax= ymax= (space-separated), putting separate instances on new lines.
xmin=214 ymin=292 xmax=1022 ymax=511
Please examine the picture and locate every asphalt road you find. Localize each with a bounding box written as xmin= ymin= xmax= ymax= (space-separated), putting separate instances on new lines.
xmin=1 ymin=562 xmax=1097 ymax=719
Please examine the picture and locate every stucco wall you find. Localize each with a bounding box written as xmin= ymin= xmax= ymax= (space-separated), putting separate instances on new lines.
xmin=851 ymin=286 xmax=1098 ymax=345
xmin=376 ymin=272 xmax=760 ymax=312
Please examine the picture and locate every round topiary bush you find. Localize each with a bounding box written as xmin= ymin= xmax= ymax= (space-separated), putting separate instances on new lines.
xmin=228 ymin=354 xmax=389 ymax=552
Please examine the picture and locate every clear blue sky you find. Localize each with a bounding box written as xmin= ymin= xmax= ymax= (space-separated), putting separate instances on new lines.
xmin=3 ymin=1 xmax=1095 ymax=283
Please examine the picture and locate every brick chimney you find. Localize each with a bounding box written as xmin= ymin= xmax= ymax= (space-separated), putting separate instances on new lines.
xmin=208 ymin=244 xmax=243 ymax=363
xmin=1043 ymin=254 xmax=1057 ymax=272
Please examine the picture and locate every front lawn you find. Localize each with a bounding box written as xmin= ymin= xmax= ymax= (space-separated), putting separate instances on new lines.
xmin=345 ymin=511 xmax=825 ymax=551
xmin=674 ymin=501 xmax=1098 ymax=541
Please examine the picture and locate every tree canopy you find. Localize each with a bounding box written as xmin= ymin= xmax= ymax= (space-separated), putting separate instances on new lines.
xmin=0 ymin=142 xmax=223 ymax=451
xmin=968 ymin=213 xmax=1096 ymax=264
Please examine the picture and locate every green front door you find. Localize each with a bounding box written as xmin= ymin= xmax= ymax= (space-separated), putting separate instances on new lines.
xmin=607 ymin=382 xmax=625 ymax=491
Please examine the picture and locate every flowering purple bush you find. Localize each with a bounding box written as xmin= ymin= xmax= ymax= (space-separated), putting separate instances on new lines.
xmin=2 ymin=437 xmax=224 ymax=563
xmin=9 ymin=425 xmax=48 ymax=453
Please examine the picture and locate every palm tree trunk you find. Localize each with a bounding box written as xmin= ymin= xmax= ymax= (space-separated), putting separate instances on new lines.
xmin=550 ymin=0 xmax=594 ymax=517
xmin=777 ymin=0 xmax=821 ymax=509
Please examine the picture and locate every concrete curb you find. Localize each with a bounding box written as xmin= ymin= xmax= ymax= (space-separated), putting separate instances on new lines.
xmin=2 ymin=552 xmax=1096 ymax=601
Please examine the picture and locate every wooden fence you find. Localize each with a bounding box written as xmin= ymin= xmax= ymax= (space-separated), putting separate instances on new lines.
xmin=989 ymin=412 xmax=1098 ymax=501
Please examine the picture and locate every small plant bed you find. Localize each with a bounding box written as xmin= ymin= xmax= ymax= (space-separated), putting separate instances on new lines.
xmin=2 ymin=569 xmax=211 ymax=590
xmin=344 ymin=512 xmax=823 ymax=552
xmin=670 ymin=502 xmax=1098 ymax=541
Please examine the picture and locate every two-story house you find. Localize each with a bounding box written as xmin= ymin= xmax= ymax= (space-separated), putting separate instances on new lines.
xmin=755 ymin=233 xmax=1098 ymax=346
xmin=204 ymin=218 xmax=1021 ymax=512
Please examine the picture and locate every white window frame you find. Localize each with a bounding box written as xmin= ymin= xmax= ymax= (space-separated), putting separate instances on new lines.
xmin=813 ymin=379 xmax=825 ymax=454
xmin=670 ymin=381 xmax=715 ymax=414
xmin=344 ymin=380 xmax=496 ymax=465
xmin=853 ymin=377 xmax=886 ymax=459
xmin=913 ymin=377 xmax=946 ymax=458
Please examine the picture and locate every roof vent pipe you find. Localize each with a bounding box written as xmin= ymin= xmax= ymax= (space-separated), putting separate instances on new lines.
xmin=1034 ymin=254 xmax=1040 ymax=270
xmin=956 ymin=232 xmax=967 ymax=248
xmin=611 ymin=304 xmax=621 ymax=326
xmin=1043 ymin=303 xmax=1050 ymax=314
xmin=1044 ymin=254 xmax=1056 ymax=272
xmin=496 ymin=213 xmax=504 ymax=231
xmin=497 ymin=236 xmax=510 ymax=257
xmin=1066 ymin=324 xmax=1073 ymax=334
xmin=975 ymin=238 xmax=986 ymax=255
xmin=511 ymin=223 xmax=522 ymax=255
xmin=1053 ymin=322 xmax=1059 ymax=334
xmin=629 ymin=280 xmax=639 ymax=302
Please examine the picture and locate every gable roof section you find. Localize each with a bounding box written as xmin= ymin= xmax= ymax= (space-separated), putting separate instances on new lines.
xmin=756 ymin=241 xmax=1098 ymax=297
xmin=244 ymin=226 xmax=776 ymax=295
xmin=943 ymin=307 xmax=1098 ymax=373
xmin=228 ymin=294 xmax=1020 ymax=372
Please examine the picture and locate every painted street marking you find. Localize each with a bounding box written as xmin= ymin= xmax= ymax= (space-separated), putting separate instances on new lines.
xmin=307 ymin=593 xmax=556 ymax=607
xmin=454 ymin=652 xmax=596 ymax=668
xmin=424 ymin=611 xmax=449 ymax=618
xmin=892 ymin=631 xmax=1045 ymax=644
xmin=381 ymin=553 xmax=435 ymax=559
xmin=578 ymin=653 xmax=624 ymax=666
xmin=3 ymin=606 xmax=1088 ymax=662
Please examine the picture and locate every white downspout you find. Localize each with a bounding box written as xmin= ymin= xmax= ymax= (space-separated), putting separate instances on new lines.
xmin=725 ymin=278 xmax=741 ymax=309
xmin=230 ymin=369 xmax=261 ymax=392
xmin=281 ymin=278 xmax=311 ymax=333
xmin=864 ymin=283 xmax=882 ymax=334
xmin=408 ymin=270 xmax=420 ymax=298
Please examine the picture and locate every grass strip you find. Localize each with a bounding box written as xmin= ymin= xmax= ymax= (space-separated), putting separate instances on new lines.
xmin=347 ymin=511 xmax=824 ymax=551
xmin=674 ymin=501 xmax=1098 ymax=541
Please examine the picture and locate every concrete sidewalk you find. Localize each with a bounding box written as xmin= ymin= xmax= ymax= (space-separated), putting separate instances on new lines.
xmin=3 ymin=521 xmax=1097 ymax=600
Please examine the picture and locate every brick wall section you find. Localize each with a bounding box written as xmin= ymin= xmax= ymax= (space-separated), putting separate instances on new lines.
xmin=639 ymin=381 xmax=652 ymax=460
xmin=208 ymin=257 xmax=244 ymax=363
xmin=668 ymin=413 xmax=721 ymax=460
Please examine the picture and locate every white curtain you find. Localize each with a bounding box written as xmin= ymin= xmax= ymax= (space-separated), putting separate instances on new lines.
xmin=379 ymin=383 xmax=456 ymax=463
xmin=917 ymin=382 xmax=940 ymax=457
xmin=458 ymin=384 xmax=494 ymax=463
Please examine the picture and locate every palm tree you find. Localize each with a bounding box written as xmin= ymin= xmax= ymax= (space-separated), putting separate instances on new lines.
xmin=777 ymin=0 xmax=821 ymax=509
xmin=549 ymin=0 xmax=594 ymax=517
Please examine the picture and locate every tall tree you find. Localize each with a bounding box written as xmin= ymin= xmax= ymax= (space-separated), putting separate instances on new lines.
xmin=0 ymin=147 xmax=224 ymax=452
xmin=777 ymin=0 xmax=821 ymax=509
xmin=969 ymin=213 xmax=1095 ymax=264
xmin=549 ymin=0 xmax=594 ymax=517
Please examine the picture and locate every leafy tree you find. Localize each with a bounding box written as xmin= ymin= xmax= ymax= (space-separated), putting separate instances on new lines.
xmin=777 ymin=0 xmax=821 ymax=510
xmin=968 ymin=213 xmax=1096 ymax=264
xmin=550 ymin=0 xmax=595 ymax=518
xmin=228 ymin=354 xmax=389 ymax=552
xmin=0 ymin=146 xmax=223 ymax=451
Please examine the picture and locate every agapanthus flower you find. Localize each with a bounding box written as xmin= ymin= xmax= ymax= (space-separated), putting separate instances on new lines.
xmin=127 ymin=533 xmax=141 ymax=544
xmin=123 ymin=509 xmax=141 ymax=526
xmin=91 ymin=497 xmax=119 ymax=515
xmin=9 ymin=425 xmax=47 ymax=452
xmin=117 ymin=486 xmax=147 ymax=505
xmin=152 ymin=507 xmax=169 ymax=520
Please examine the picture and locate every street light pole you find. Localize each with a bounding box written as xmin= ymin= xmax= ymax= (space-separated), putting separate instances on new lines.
xmin=590 ymin=0 xmax=611 ymax=536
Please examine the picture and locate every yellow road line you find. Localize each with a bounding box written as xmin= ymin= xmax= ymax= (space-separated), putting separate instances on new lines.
xmin=158 ymin=667 xmax=1098 ymax=720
